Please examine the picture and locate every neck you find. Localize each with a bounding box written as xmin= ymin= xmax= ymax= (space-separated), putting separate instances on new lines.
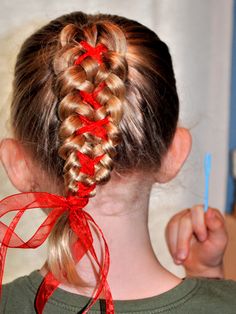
xmin=41 ymin=171 xmax=181 ymax=299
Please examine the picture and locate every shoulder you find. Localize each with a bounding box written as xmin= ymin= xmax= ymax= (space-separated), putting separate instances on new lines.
xmin=0 ymin=272 xmax=39 ymax=313
xmin=195 ymin=277 xmax=236 ymax=297
xmin=184 ymin=277 xmax=236 ymax=313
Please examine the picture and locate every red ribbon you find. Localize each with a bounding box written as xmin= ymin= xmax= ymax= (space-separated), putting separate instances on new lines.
xmin=77 ymin=115 xmax=109 ymax=141
xmin=0 ymin=192 xmax=114 ymax=313
xmin=0 ymin=40 xmax=114 ymax=313
xmin=75 ymin=41 xmax=108 ymax=66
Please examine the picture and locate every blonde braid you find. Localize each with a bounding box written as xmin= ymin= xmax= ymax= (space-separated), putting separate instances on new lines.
xmin=55 ymin=23 xmax=127 ymax=195
xmin=47 ymin=22 xmax=128 ymax=283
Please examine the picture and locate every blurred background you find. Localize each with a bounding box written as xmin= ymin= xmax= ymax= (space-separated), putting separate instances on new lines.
xmin=0 ymin=0 xmax=235 ymax=282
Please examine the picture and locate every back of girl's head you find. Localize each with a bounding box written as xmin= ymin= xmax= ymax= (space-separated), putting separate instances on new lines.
xmin=11 ymin=11 xmax=179 ymax=196
xmin=10 ymin=11 xmax=179 ymax=282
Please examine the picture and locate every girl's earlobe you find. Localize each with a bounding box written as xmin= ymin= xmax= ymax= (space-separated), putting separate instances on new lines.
xmin=154 ymin=128 xmax=192 ymax=183
xmin=0 ymin=138 xmax=34 ymax=192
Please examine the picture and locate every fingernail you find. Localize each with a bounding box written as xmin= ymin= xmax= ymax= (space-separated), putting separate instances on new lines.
xmin=176 ymin=250 xmax=187 ymax=260
xmin=199 ymin=234 xmax=207 ymax=242
xmin=175 ymin=259 xmax=183 ymax=265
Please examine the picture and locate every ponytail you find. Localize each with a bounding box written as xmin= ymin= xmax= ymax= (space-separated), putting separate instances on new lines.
xmin=48 ymin=21 xmax=128 ymax=284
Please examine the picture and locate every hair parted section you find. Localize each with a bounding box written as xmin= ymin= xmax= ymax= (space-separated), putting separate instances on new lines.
xmin=54 ymin=22 xmax=128 ymax=196
xmin=10 ymin=12 xmax=179 ymax=284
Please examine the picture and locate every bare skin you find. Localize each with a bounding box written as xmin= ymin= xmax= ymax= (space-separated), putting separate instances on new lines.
xmin=2 ymin=127 xmax=227 ymax=300
xmin=41 ymin=171 xmax=182 ymax=299
xmin=166 ymin=205 xmax=227 ymax=279
xmin=0 ymin=129 xmax=227 ymax=300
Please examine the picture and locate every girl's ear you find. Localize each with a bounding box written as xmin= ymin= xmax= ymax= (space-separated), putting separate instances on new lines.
xmin=0 ymin=138 xmax=35 ymax=192
xmin=155 ymin=128 xmax=192 ymax=183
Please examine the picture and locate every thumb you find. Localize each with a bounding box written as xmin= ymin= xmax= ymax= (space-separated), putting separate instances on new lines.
xmin=205 ymin=208 xmax=227 ymax=244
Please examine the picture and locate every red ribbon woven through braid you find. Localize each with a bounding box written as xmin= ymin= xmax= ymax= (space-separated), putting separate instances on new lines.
xmin=0 ymin=41 xmax=114 ymax=313
xmin=75 ymin=41 xmax=108 ymax=65
xmin=77 ymin=116 xmax=109 ymax=141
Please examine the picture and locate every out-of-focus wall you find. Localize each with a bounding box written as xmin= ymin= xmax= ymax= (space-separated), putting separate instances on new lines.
xmin=0 ymin=0 xmax=233 ymax=282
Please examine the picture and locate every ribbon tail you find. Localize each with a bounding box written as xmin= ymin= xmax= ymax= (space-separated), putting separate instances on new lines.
xmin=37 ymin=209 xmax=113 ymax=314
xmin=0 ymin=209 xmax=25 ymax=298
xmin=82 ymin=212 xmax=114 ymax=314
xmin=35 ymin=271 xmax=60 ymax=314
xmin=0 ymin=208 xmax=65 ymax=249
xmin=0 ymin=192 xmax=68 ymax=307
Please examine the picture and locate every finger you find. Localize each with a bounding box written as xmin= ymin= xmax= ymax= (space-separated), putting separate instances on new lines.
xmin=205 ymin=208 xmax=225 ymax=231
xmin=165 ymin=217 xmax=179 ymax=259
xmin=205 ymin=208 xmax=228 ymax=245
xmin=175 ymin=211 xmax=193 ymax=263
xmin=165 ymin=209 xmax=190 ymax=259
xmin=191 ymin=205 xmax=207 ymax=242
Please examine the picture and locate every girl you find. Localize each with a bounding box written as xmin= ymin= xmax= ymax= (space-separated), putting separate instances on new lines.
xmin=0 ymin=11 xmax=235 ymax=314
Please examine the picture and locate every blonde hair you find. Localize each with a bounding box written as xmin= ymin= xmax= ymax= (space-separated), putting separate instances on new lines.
xmin=10 ymin=12 xmax=179 ymax=284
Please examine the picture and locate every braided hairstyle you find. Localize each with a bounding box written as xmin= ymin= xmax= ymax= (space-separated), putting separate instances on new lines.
xmin=10 ymin=12 xmax=179 ymax=284
xmin=55 ymin=22 xmax=127 ymax=196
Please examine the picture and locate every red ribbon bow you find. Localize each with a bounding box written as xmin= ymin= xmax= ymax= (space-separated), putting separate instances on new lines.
xmin=0 ymin=192 xmax=114 ymax=313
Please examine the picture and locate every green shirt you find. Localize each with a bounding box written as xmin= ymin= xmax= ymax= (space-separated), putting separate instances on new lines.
xmin=1 ymin=270 xmax=236 ymax=313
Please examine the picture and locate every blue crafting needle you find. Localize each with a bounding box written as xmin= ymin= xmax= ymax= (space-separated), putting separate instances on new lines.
xmin=204 ymin=153 xmax=212 ymax=212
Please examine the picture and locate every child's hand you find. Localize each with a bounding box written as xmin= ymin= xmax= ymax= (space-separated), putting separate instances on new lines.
xmin=165 ymin=206 xmax=228 ymax=278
